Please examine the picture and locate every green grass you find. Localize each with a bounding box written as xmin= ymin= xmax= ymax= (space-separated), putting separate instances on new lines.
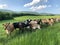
xmin=0 ymin=16 xmax=60 ymax=45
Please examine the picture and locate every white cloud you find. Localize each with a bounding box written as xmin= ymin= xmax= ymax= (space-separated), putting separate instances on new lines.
xmin=24 ymin=0 xmax=49 ymax=11
xmin=24 ymin=0 xmax=40 ymax=7
xmin=0 ymin=4 xmax=8 ymax=9
xmin=30 ymin=5 xmax=51 ymax=11
xmin=24 ymin=0 xmax=48 ymax=7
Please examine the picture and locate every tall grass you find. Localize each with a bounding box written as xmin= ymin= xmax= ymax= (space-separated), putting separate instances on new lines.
xmin=0 ymin=16 xmax=60 ymax=45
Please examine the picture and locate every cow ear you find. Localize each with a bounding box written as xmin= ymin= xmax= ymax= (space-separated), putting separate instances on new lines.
xmin=8 ymin=22 xmax=10 ymax=24
xmin=2 ymin=24 xmax=5 ymax=26
xmin=9 ymin=22 xmax=10 ymax=24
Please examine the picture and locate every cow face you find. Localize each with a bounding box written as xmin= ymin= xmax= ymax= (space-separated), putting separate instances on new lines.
xmin=3 ymin=23 xmax=10 ymax=30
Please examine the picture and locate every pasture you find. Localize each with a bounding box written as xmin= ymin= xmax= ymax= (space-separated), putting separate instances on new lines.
xmin=0 ymin=16 xmax=60 ymax=45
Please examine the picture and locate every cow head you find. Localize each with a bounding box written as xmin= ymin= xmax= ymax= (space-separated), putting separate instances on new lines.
xmin=3 ymin=23 xmax=10 ymax=30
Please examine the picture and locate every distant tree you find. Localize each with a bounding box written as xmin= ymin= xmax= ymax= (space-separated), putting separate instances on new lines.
xmin=0 ymin=12 xmax=13 ymax=20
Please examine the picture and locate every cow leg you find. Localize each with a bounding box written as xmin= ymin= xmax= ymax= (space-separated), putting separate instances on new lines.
xmin=21 ymin=28 xmax=24 ymax=33
xmin=37 ymin=25 xmax=41 ymax=29
xmin=32 ymin=27 xmax=36 ymax=32
xmin=19 ymin=28 xmax=24 ymax=33
xmin=29 ymin=27 xmax=32 ymax=32
xmin=6 ymin=30 xmax=11 ymax=38
xmin=19 ymin=28 xmax=21 ymax=34
xmin=29 ymin=26 xmax=32 ymax=32
xmin=6 ymin=30 xmax=9 ymax=35
xmin=49 ymin=22 xmax=53 ymax=26
xmin=32 ymin=27 xmax=36 ymax=29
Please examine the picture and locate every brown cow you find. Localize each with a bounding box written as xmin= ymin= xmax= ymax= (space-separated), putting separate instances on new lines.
xmin=55 ymin=18 xmax=60 ymax=22
xmin=47 ymin=18 xmax=54 ymax=26
xmin=3 ymin=23 xmax=15 ymax=36
xmin=40 ymin=18 xmax=54 ymax=26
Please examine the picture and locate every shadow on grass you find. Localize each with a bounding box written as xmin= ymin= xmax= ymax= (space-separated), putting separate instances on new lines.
xmin=10 ymin=28 xmax=33 ymax=38
xmin=0 ymin=28 xmax=34 ymax=45
xmin=40 ymin=23 xmax=49 ymax=29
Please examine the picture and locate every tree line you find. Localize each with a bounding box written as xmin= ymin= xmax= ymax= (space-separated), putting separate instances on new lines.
xmin=0 ymin=11 xmax=55 ymax=20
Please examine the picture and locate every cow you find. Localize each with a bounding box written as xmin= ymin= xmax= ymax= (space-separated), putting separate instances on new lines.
xmin=29 ymin=20 xmax=41 ymax=30
xmin=46 ymin=18 xmax=54 ymax=26
xmin=55 ymin=18 xmax=60 ymax=22
xmin=34 ymin=19 xmax=41 ymax=24
xmin=40 ymin=19 xmax=48 ymax=24
xmin=3 ymin=19 xmax=32 ymax=36
xmin=3 ymin=23 xmax=15 ymax=36
xmin=40 ymin=18 xmax=54 ymax=26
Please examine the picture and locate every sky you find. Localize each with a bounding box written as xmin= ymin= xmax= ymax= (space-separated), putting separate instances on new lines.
xmin=0 ymin=0 xmax=60 ymax=14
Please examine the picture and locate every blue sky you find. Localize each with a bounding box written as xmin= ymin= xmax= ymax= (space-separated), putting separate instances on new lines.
xmin=0 ymin=0 xmax=60 ymax=14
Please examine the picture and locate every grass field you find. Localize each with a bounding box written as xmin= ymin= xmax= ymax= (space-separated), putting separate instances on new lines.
xmin=0 ymin=16 xmax=60 ymax=45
